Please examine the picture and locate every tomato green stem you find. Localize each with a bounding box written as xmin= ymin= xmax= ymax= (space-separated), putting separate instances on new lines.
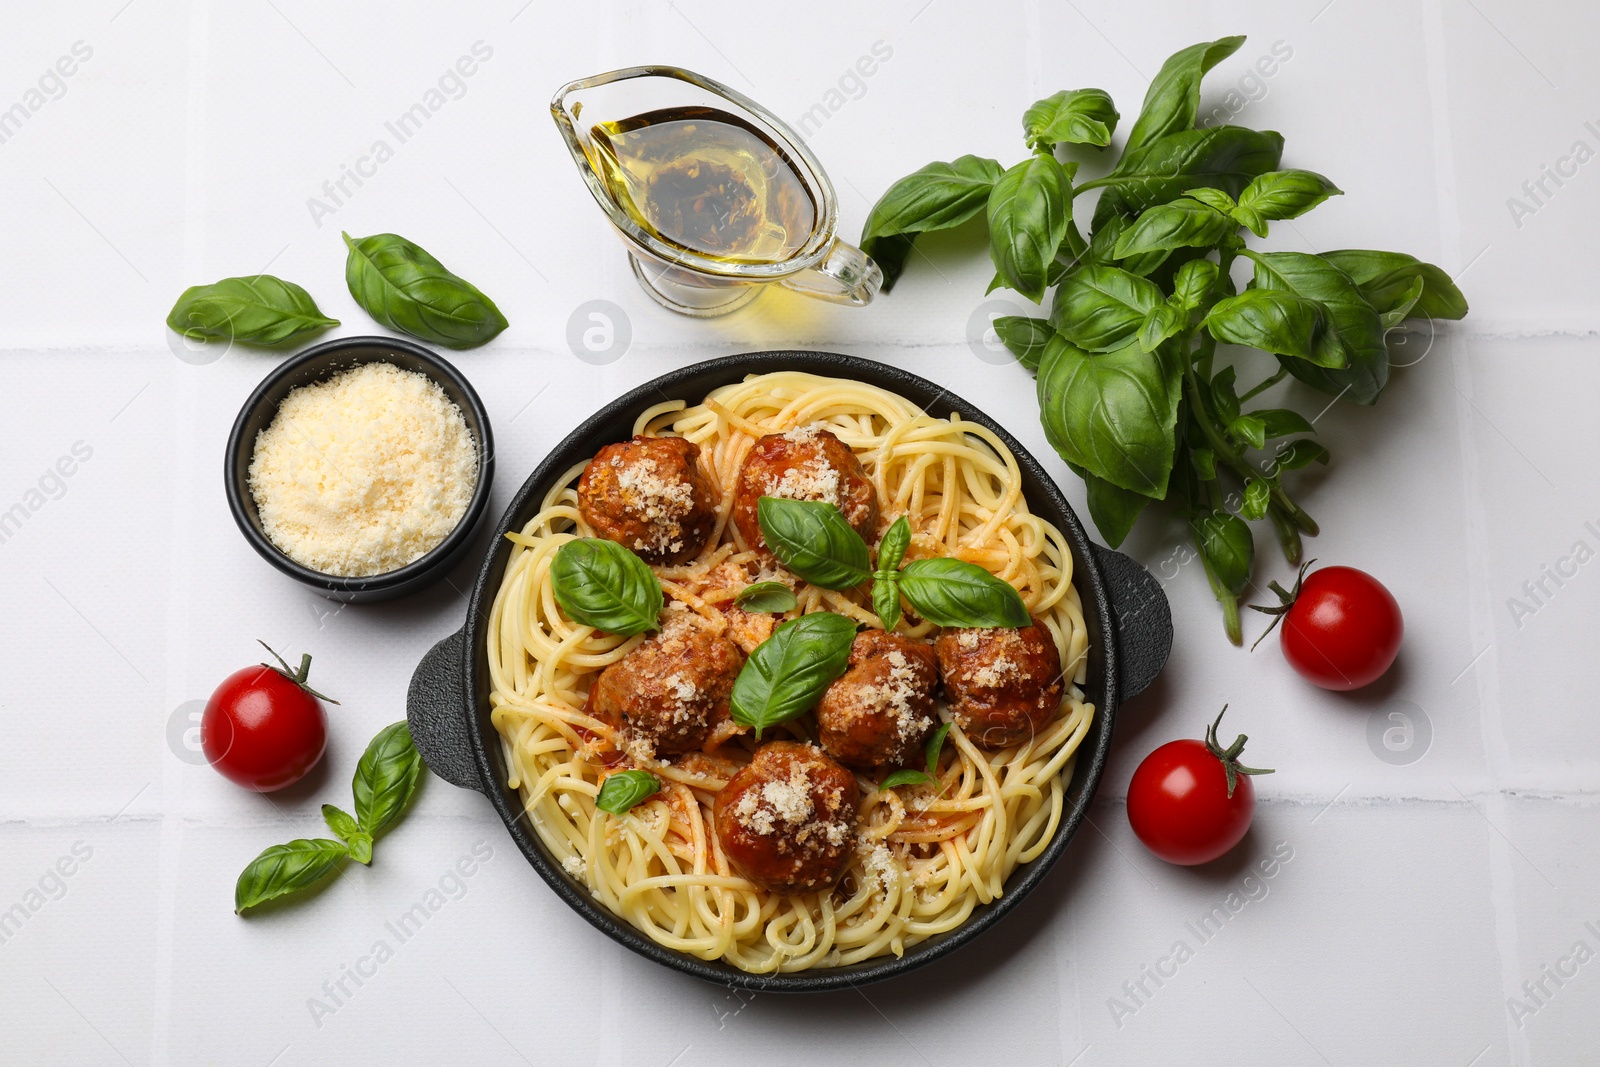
xmin=1204 ymin=705 xmax=1274 ymax=798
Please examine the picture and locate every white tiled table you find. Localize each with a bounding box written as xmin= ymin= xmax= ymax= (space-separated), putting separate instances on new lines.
xmin=2 ymin=2 xmax=1595 ymax=1063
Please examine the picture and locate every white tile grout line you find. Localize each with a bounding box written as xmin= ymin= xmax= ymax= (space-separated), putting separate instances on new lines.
xmin=1424 ymin=5 xmax=1530 ymax=1065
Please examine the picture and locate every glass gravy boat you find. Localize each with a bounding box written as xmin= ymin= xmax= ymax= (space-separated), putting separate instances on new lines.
xmin=552 ymin=66 xmax=882 ymax=317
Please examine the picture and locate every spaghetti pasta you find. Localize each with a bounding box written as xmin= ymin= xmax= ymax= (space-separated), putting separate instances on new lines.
xmin=486 ymin=371 xmax=1094 ymax=973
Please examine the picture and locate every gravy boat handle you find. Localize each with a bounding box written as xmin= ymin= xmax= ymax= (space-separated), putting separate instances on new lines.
xmin=778 ymin=238 xmax=884 ymax=307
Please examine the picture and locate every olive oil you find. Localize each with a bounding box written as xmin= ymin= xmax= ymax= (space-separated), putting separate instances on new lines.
xmin=587 ymin=106 xmax=817 ymax=264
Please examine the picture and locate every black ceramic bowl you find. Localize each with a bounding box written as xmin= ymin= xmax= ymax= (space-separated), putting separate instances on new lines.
xmin=406 ymin=351 xmax=1171 ymax=990
xmin=225 ymin=335 xmax=495 ymax=603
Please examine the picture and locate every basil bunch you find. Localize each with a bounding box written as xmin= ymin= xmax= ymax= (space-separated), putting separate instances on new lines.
xmin=343 ymin=232 xmax=508 ymax=350
xmin=166 ymin=275 xmax=339 ymax=347
xmin=756 ymin=498 xmax=1029 ymax=630
xmin=235 ymin=723 xmax=424 ymax=914
xmin=862 ymin=35 xmax=1468 ymax=642
xmin=550 ymin=538 xmax=664 ymax=637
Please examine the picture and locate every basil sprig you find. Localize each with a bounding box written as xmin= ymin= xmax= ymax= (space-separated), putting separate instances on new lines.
xmin=343 ymin=231 xmax=508 ymax=349
xmin=167 ymin=275 xmax=338 ymax=347
xmin=320 ymin=804 xmax=372 ymax=865
xmin=872 ymin=516 xmax=912 ymax=631
xmin=757 ymin=497 xmax=871 ymax=589
xmin=734 ymin=581 xmax=799 ymax=614
xmin=758 ymin=502 xmax=1027 ymax=631
xmin=550 ymin=538 xmax=663 ymax=636
xmin=236 ymin=722 xmax=425 ymax=914
xmin=880 ymin=722 xmax=953 ymax=792
xmin=730 ymin=612 xmax=857 ymax=738
xmin=860 ymin=33 xmax=1468 ymax=644
xmin=595 ymin=769 xmax=661 ymax=815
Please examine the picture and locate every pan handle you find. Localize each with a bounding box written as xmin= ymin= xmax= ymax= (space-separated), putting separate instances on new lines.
xmin=406 ymin=628 xmax=488 ymax=794
xmin=1088 ymin=543 xmax=1173 ymax=701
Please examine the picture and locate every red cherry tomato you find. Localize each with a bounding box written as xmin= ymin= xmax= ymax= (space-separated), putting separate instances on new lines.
xmin=1127 ymin=707 xmax=1272 ymax=866
xmin=202 ymin=644 xmax=333 ymax=791
xmin=1273 ymin=565 xmax=1402 ymax=691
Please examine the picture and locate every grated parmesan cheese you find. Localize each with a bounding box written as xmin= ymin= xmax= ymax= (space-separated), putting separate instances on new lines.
xmin=248 ymin=362 xmax=477 ymax=577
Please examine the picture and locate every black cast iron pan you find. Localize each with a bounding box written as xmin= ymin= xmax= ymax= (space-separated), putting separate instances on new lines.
xmin=406 ymin=351 xmax=1172 ymax=991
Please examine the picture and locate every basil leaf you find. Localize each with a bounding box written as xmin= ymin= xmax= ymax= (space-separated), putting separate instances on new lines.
xmin=734 ymin=581 xmax=799 ymax=614
xmin=353 ymin=722 xmax=425 ymax=839
xmin=1112 ymin=200 xmax=1234 ymax=259
xmin=595 ymin=770 xmax=661 ymax=815
xmin=877 ymin=515 xmax=912 ymax=574
xmin=1023 ymin=88 xmax=1120 ymax=149
xmin=1051 ymin=266 xmax=1164 ymax=352
xmin=1251 ymin=251 xmax=1387 ymax=402
xmin=1205 ymin=288 xmax=1345 ymax=368
xmin=235 ymin=839 xmax=348 ymax=914
xmin=1171 ymin=259 xmax=1220 ymax=311
xmin=1319 ymin=249 xmax=1469 ymax=321
xmin=1067 ymin=460 xmax=1150 ymax=549
xmin=1230 ymin=414 xmax=1267 ymax=450
xmin=342 ymin=231 xmax=508 ymax=349
xmin=861 ymin=156 xmax=1005 ymax=290
xmin=1191 ymin=512 xmax=1254 ymax=597
xmin=756 ymin=497 xmax=872 ymax=590
xmin=1036 ymin=335 xmax=1181 ymax=499
xmin=1237 ymin=170 xmax=1342 ymax=225
xmin=550 ymin=538 xmax=664 ymax=636
xmin=924 ymin=721 xmax=951 ymax=773
xmin=1191 ymin=448 xmax=1217 ymax=481
xmin=1272 ymin=438 xmax=1330 ymax=470
xmin=1092 ymin=126 xmax=1284 ymax=229
xmin=1253 ymin=409 xmax=1315 ymax=438
xmin=321 ymin=803 xmax=359 ymax=841
xmin=880 ymin=768 xmax=933 ymax=791
xmin=1378 ymin=276 xmax=1426 ymax=330
xmin=1185 ymin=187 xmax=1238 ymax=214
xmin=730 ymin=612 xmax=858 ymax=737
xmin=992 ymin=315 xmax=1056 ymax=371
xmin=166 ymin=275 xmax=338 ymax=347
xmin=1123 ymin=36 xmax=1247 ymax=154
xmin=1240 ymin=478 xmax=1272 ymax=521
xmin=899 ymin=558 xmax=1030 ymax=628
xmin=988 ymin=155 xmax=1074 ymax=301
xmin=873 ymin=577 xmax=903 ymax=632
xmin=1138 ymin=305 xmax=1182 ymax=353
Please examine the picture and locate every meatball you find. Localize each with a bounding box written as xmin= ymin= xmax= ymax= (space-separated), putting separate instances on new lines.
xmin=586 ymin=612 xmax=744 ymax=758
xmin=731 ymin=426 xmax=878 ymax=553
xmin=816 ymin=631 xmax=939 ymax=770
xmin=935 ymin=620 xmax=1064 ymax=749
xmin=714 ymin=741 xmax=860 ymax=893
xmin=577 ymin=435 xmax=718 ymax=565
